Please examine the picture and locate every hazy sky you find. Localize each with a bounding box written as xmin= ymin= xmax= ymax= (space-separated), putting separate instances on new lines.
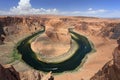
xmin=0 ymin=0 xmax=120 ymax=17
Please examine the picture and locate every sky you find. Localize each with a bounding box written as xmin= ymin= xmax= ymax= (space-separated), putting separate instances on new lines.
xmin=0 ymin=0 xmax=120 ymax=17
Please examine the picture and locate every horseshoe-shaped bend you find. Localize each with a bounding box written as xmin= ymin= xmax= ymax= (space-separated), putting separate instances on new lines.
xmin=17 ymin=25 xmax=94 ymax=73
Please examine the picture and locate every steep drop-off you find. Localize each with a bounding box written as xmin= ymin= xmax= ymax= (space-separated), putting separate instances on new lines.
xmin=91 ymin=39 xmax=120 ymax=80
xmin=0 ymin=64 xmax=54 ymax=80
xmin=0 ymin=16 xmax=120 ymax=44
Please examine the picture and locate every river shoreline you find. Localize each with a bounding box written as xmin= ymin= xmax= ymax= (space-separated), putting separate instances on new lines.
xmin=15 ymin=27 xmax=94 ymax=73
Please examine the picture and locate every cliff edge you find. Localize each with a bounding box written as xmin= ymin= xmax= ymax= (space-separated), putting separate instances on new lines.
xmin=91 ymin=39 xmax=120 ymax=80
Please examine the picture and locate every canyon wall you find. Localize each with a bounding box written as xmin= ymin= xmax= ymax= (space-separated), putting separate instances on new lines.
xmin=90 ymin=39 xmax=120 ymax=80
xmin=0 ymin=16 xmax=120 ymax=44
xmin=0 ymin=64 xmax=54 ymax=80
xmin=0 ymin=16 xmax=48 ymax=44
xmin=0 ymin=16 xmax=120 ymax=80
xmin=0 ymin=64 xmax=20 ymax=80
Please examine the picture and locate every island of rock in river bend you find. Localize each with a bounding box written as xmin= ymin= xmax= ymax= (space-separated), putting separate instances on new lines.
xmin=0 ymin=15 xmax=120 ymax=80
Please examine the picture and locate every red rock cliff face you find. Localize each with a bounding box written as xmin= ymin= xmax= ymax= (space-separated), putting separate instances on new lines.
xmin=90 ymin=39 xmax=120 ymax=80
xmin=0 ymin=64 xmax=54 ymax=80
xmin=0 ymin=64 xmax=20 ymax=80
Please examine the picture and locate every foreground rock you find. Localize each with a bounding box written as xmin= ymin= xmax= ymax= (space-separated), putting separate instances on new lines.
xmin=90 ymin=39 xmax=120 ymax=80
xmin=0 ymin=64 xmax=20 ymax=80
xmin=20 ymin=70 xmax=54 ymax=80
xmin=0 ymin=64 xmax=54 ymax=80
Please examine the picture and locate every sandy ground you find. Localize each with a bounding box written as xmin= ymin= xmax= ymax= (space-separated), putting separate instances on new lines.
xmin=54 ymin=31 xmax=117 ymax=80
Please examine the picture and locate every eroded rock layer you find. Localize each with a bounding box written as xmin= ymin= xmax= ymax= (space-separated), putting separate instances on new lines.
xmin=0 ymin=16 xmax=120 ymax=44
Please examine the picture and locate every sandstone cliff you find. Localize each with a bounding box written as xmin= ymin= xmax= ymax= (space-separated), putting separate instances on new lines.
xmin=0 ymin=16 xmax=120 ymax=44
xmin=0 ymin=16 xmax=48 ymax=44
xmin=90 ymin=39 xmax=120 ymax=80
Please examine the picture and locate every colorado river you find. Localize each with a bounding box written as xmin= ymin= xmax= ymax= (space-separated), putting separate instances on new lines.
xmin=17 ymin=26 xmax=94 ymax=73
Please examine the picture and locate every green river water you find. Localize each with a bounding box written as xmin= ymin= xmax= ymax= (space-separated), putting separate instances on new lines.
xmin=16 ymin=27 xmax=94 ymax=73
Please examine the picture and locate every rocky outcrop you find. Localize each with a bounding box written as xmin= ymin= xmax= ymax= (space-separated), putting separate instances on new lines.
xmin=45 ymin=27 xmax=71 ymax=43
xmin=45 ymin=18 xmax=71 ymax=43
xmin=0 ymin=64 xmax=54 ymax=80
xmin=113 ymin=39 xmax=120 ymax=79
xmin=90 ymin=39 xmax=120 ymax=80
xmin=20 ymin=70 xmax=54 ymax=80
xmin=0 ymin=21 xmax=6 ymax=44
xmin=0 ymin=16 xmax=46 ymax=43
xmin=99 ymin=23 xmax=120 ymax=39
xmin=0 ymin=64 xmax=20 ymax=80
xmin=74 ymin=22 xmax=120 ymax=39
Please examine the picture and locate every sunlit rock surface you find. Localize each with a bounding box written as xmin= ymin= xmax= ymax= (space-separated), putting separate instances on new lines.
xmin=0 ymin=15 xmax=120 ymax=80
xmin=90 ymin=39 xmax=120 ymax=80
